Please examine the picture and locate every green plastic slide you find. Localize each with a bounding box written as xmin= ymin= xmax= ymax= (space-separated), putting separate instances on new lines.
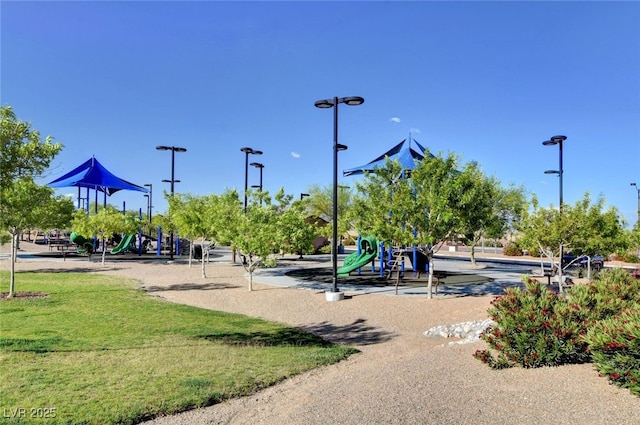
xmin=337 ymin=236 xmax=378 ymax=276
xmin=110 ymin=234 xmax=136 ymax=254
xmin=70 ymin=232 xmax=94 ymax=254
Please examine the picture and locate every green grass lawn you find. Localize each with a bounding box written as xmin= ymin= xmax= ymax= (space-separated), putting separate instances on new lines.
xmin=0 ymin=271 xmax=358 ymax=424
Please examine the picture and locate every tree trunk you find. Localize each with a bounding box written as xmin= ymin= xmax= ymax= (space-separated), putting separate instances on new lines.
xmin=470 ymin=244 xmax=477 ymax=266
xmin=200 ymin=236 xmax=207 ymax=278
xmin=101 ymin=239 xmax=107 ymax=266
xmin=426 ymin=254 xmax=434 ymax=299
xmin=9 ymin=233 xmax=17 ymax=298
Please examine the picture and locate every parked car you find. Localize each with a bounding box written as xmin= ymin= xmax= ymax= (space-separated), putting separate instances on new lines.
xmin=562 ymin=254 xmax=604 ymax=271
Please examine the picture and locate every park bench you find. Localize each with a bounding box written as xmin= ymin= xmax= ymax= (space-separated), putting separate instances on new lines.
xmin=531 ymin=267 xmax=555 ymax=285
xmin=48 ymin=239 xmax=70 ymax=252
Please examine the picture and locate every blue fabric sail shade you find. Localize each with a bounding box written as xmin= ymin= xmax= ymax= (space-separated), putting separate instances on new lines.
xmin=48 ymin=156 xmax=148 ymax=195
xmin=342 ymin=138 xmax=435 ymax=177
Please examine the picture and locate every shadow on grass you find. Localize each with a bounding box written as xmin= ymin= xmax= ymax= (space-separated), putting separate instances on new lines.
xmin=18 ymin=267 xmax=129 ymax=274
xmin=197 ymin=327 xmax=335 ymax=347
xmin=0 ymin=336 xmax=67 ymax=353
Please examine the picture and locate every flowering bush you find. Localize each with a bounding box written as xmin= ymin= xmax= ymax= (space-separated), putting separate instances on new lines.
xmin=584 ymin=307 xmax=640 ymax=396
xmin=567 ymin=268 xmax=640 ymax=320
xmin=474 ymin=268 xmax=640 ymax=376
xmin=473 ymin=278 xmax=589 ymax=369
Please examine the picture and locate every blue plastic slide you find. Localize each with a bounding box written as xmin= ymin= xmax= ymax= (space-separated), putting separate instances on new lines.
xmin=337 ymin=236 xmax=378 ymax=276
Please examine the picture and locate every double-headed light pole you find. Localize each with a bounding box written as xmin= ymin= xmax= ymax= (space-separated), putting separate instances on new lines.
xmin=241 ymin=147 xmax=263 ymax=212
xmin=314 ymin=96 xmax=364 ymax=294
xmin=156 ymin=145 xmax=187 ymax=260
xmin=543 ymin=135 xmax=566 ymax=291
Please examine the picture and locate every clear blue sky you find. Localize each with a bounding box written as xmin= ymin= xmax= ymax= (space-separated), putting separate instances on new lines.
xmin=3 ymin=1 xmax=639 ymax=225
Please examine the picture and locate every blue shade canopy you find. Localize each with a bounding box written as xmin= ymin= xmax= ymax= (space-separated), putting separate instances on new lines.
xmin=48 ymin=156 xmax=148 ymax=195
xmin=343 ymin=137 xmax=434 ymax=177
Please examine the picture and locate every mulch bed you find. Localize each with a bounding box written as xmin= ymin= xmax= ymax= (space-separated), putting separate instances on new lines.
xmin=0 ymin=292 xmax=49 ymax=300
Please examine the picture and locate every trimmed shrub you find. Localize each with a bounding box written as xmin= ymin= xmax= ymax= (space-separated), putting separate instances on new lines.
xmin=502 ymin=242 xmax=523 ymax=257
xmin=619 ymin=252 xmax=639 ymax=264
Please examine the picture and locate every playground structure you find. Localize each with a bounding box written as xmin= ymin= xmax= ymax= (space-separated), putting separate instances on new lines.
xmin=337 ymin=236 xmax=430 ymax=281
xmin=69 ymin=232 xmax=95 ymax=254
xmin=338 ymin=236 xmax=378 ymax=276
xmin=109 ymin=234 xmax=137 ymax=254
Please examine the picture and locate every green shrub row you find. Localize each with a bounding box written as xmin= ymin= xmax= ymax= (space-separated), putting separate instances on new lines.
xmin=474 ymin=268 xmax=640 ymax=396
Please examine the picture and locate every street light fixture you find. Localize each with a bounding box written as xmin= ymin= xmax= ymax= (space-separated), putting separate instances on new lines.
xmin=156 ymin=145 xmax=187 ymax=260
xmin=241 ymin=147 xmax=263 ymax=212
xmin=542 ymin=135 xmax=566 ymax=292
xmin=300 ymin=193 xmax=310 ymax=200
xmin=143 ymin=183 xmax=153 ymax=222
xmin=314 ymin=95 xmax=365 ymax=295
xmin=250 ymin=162 xmax=264 ymax=192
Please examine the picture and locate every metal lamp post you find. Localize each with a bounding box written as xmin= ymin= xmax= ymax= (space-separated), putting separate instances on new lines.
xmin=143 ymin=194 xmax=150 ymax=221
xmin=314 ymin=95 xmax=364 ymax=294
xmin=240 ymin=147 xmax=263 ymax=212
xmin=144 ymin=183 xmax=153 ymax=222
xmin=156 ymin=145 xmax=187 ymax=260
xmin=632 ymin=183 xmax=640 ymax=257
xmin=632 ymin=183 xmax=640 ymax=224
xmin=543 ymin=135 xmax=566 ymax=292
xmin=250 ymin=162 xmax=264 ymax=191
xmin=300 ymin=193 xmax=310 ymax=200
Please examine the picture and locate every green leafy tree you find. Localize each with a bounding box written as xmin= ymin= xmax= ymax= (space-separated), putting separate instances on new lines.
xmin=211 ymin=189 xmax=243 ymax=247
xmin=170 ymin=193 xmax=222 ymax=278
xmin=454 ymin=162 xmax=497 ymax=265
xmin=411 ymin=151 xmax=466 ymax=297
xmin=518 ymin=195 xmax=572 ymax=288
xmin=0 ymin=106 xmax=62 ymax=189
xmin=72 ymin=205 xmax=141 ymax=266
xmin=234 ymin=190 xmax=281 ymax=291
xmin=350 ymin=158 xmax=417 ymax=251
xmin=305 ymin=183 xmax=353 ymax=244
xmin=493 ymin=184 xmax=529 ymax=243
xmin=1 ymin=106 xmax=67 ymax=297
xmin=349 ymin=152 xmax=464 ymax=298
xmin=519 ymin=193 xmax=628 ymax=260
xmin=456 ymin=163 xmax=528 ymax=265
xmin=277 ymin=196 xmax=319 ymax=258
xmin=565 ymin=193 xmax=629 ymax=258
xmin=1 ymin=178 xmax=74 ymax=297
xmin=519 ymin=193 xmax=628 ymax=286
xmin=630 ymin=222 xmax=640 ymax=260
